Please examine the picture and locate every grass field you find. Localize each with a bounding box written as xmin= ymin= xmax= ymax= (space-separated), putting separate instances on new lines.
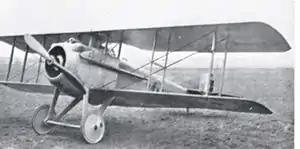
xmin=0 ymin=60 xmax=294 ymax=149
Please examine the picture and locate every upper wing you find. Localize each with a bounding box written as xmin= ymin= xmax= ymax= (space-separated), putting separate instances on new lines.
xmin=121 ymin=22 xmax=291 ymax=52
xmin=0 ymin=22 xmax=290 ymax=53
xmin=89 ymin=88 xmax=272 ymax=114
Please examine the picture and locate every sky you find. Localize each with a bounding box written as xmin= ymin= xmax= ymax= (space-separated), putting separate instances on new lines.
xmin=0 ymin=0 xmax=294 ymax=68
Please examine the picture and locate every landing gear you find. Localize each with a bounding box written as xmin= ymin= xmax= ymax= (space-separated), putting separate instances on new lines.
xmin=81 ymin=114 xmax=105 ymax=144
xmin=31 ymin=87 xmax=114 ymax=144
xmin=32 ymin=104 xmax=54 ymax=135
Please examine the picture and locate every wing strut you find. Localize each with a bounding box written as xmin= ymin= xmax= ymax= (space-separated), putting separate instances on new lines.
xmin=88 ymin=34 xmax=95 ymax=47
xmin=202 ymin=31 xmax=216 ymax=95
xmin=6 ymin=37 xmax=16 ymax=81
xmin=147 ymin=30 xmax=158 ymax=89
xmin=160 ymin=30 xmax=172 ymax=91
xmin=104 ymin=34 xmax=109 ymax=54
xmin=219 ymin=32 xmax=229 ymax=95
xmin=20 ymin=45 xmax=29 ymax=82
xmin=117 ymin=31 xmax=124 ymax=59
xmin=35 ymin=35 xmax=46 ymax=83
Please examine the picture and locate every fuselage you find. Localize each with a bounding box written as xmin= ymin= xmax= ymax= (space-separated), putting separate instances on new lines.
xmin=45 ymin=40 xmax=188 ymax=95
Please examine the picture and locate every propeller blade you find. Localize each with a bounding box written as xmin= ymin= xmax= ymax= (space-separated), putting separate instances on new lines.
xmin=24 ymin=34 xmax=52 ymax=61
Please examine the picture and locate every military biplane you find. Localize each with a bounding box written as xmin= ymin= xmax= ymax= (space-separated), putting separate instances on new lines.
xmin=0 ymin=22 xmax=291 ymax=144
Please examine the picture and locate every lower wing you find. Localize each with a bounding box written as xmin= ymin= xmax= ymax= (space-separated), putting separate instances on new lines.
xmin=0 ymin=81 xmax=55 ymax=94
xmin=0 ymin=82 xmax=272 ymax=114
xmin=89 ymin=88 xmax=272 ymax=114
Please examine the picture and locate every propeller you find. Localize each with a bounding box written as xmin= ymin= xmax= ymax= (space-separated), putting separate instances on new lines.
xmin=23 ymin=34 xmax=86 ymax=94
xmin=24 ymin=34 xmax=53 ymax=61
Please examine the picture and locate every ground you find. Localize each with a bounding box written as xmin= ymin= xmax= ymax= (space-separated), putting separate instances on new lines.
xmin=0 ymin=68 xmax=294 ymax=149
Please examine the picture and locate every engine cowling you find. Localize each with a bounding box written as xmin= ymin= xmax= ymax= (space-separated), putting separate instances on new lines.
xmin=44 ymin=44 xmax=85 ymax=97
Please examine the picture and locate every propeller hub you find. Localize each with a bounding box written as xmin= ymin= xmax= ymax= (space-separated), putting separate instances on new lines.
xmin=46 ymin=59 xmax=54 ymax=65
xmin=45 ymin=46 xmax=66 ymax=78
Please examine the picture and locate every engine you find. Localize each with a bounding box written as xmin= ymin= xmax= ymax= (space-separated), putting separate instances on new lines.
xmin=44 ymin=44 xmax=85 ymax=97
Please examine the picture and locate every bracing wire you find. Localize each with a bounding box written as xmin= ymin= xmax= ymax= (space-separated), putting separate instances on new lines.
xmin=100 ymin=33 xmax=225 ymax=90
xmin=116 ymin=37 xmax=227 ymax=90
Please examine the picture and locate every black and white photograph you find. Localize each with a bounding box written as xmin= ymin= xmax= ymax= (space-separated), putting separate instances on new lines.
xmin=0 ymin=0 xmax=296 ymax=148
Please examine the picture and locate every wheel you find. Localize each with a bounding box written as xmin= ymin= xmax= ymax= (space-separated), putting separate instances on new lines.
xmin=32 ymin=104 xmax=54 ymax=135
xmin=81 ymin=114 xmax=105 ymax=144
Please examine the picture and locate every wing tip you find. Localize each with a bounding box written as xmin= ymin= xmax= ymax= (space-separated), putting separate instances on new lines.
xmin=255 ymin=21 xmax=292 ymax=52
xmin=244 ymin=100 xmax=273 ymax=115
xmin=255 ymin=105 xmax=273 ymax=115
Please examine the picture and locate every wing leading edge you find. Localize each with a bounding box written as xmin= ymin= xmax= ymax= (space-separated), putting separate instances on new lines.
xmin=89 ymin=88 xmax=272 ymax=114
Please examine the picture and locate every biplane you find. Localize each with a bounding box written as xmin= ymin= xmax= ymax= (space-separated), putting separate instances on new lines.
xmin=0 ymin=21 xmax=291 ymax=144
